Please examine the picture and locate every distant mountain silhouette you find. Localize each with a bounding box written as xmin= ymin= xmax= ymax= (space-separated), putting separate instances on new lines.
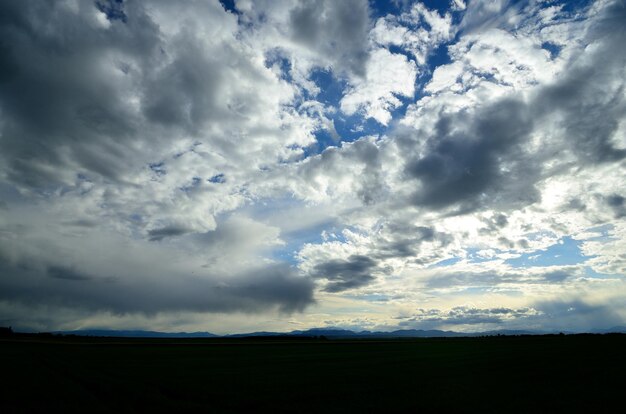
xmin=55 ymin=329 xmax=218 ymax=338
xmin=591 ymin=326 xmax=626 ymax=334
xmin=284 ymin=328 xmax=467 ymax=338
xmin=53 ymin=326 xmax=626 ymax=339
xmin=227 ymin=331 xmax=293 ymax=338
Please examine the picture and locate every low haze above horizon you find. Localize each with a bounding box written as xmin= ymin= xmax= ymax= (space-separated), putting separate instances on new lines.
xmin=1 ymin=0 xmax=625 ymax=335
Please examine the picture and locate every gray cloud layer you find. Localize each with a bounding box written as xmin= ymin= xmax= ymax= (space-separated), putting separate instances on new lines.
xmin=0 ymin=250 xmax=313 ymax=315
xmin=288 ymin=0 xmax=370 ymax=77
xmin=313 ymin=254 xmax=378 ymax=292
xmin=404 ymin=98 xmax=538 ymax=213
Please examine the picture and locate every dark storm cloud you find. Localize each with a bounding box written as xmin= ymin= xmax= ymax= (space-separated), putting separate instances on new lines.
xmin=313 ymin=254 xmax=378 ymax=292
xmin=404 ymin=98 xmax=539 ymax=213
xmin=0 ymin=258 xmax=314 ymax=315
xmin=47 ymin=266 xmax=92 ymax=281
xmin=606 ymin=195 xmax=625 ymax=207
xmin=350 ymin=139 xmax=385 ymax=205
xmin=378 ymin=232 xmax=432 ymax=258
xmin=372 ymin=223 xmax=453 ymax=262
xmin=542 ymin=270 xmax=571 ymax=283
xmin=0 ymin=0 xmax=248 ymax=191
xmin=396 ymin=1 xmax=626 ymax=216
xmin=533 ymin=2 xmax=626 ymax=165
xmin=148 ymin=225 xmax=191 ymax=242
xmin=479 ymin=213 xmax=509 ymax=235
xmin=64 ymin=219 xmax=100 ymax=228
xmin=0 ymin=0 xmax=161 ymax=188
xmin=605 ymin=194 xmax=626 ymax=218
xmin=289 ymin=0 xmax=370 ymax=77
xmin=142 ymin=33 xmax=225 ymax=133
xmin=537 ymin=67 xmax=626 ymax=165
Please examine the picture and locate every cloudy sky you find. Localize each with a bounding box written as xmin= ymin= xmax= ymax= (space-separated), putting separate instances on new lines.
xmin=1 ymin=0 xmax=625 ymax=334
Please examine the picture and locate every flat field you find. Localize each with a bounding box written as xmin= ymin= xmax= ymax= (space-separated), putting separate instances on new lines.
xmin=2 ymin=334 xmax=624 ymax=413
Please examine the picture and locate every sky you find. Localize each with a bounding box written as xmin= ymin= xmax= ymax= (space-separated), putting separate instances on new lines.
xmin=0 ymin=0 xmax=625 ymax=334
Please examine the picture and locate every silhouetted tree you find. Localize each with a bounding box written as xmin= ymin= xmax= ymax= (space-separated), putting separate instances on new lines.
xmin=0 ymin=326 xmax=13 ymax=337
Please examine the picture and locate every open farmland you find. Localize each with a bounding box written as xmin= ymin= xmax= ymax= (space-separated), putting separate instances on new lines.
xmin=2 ymin=334 xmax=624 ymax=413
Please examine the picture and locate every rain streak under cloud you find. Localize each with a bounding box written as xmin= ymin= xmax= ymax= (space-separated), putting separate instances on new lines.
xmin=0 ymin=0 xmax=625 ymax=334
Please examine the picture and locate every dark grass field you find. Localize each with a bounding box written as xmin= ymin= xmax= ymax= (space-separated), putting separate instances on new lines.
xmin=2 ymin=334 xmax=625 ymax=413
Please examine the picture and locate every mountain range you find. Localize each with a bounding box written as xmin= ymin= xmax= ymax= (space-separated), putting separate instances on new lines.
xmin=53 ymin=326 xmax=626 ymax=338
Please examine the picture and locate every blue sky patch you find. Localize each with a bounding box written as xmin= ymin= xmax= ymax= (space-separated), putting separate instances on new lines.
xmin=430 ymin=257 xmax=462 ymax=268
xmin=208 ymin=173 xmax=226 ymax=184
xmin=218 ymin=0 xmax=237 ymax=14
xmin=265 ymin=51 xmax=293 ymax=83
xmin=506 ymin=237 xmax=590 ymax=268
xmin=96 ymin=0 xmax=126 ymax=23
xmin=308 ymin=68 xmax=347 ymax=106
xmin=541 ymin=42 xmax=562 ymax=59
xmin=466 ymin=248 xmax=501 ymax=264
xmin=369 ymin=0 xmax=404 ymax=19
xmin=560 ymin=0 xmax=594 ymax=14
xmin=584 ymin=266 xmax=623 ymax=279
xmin=149 ymin=162 xmax=166 ymax=177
